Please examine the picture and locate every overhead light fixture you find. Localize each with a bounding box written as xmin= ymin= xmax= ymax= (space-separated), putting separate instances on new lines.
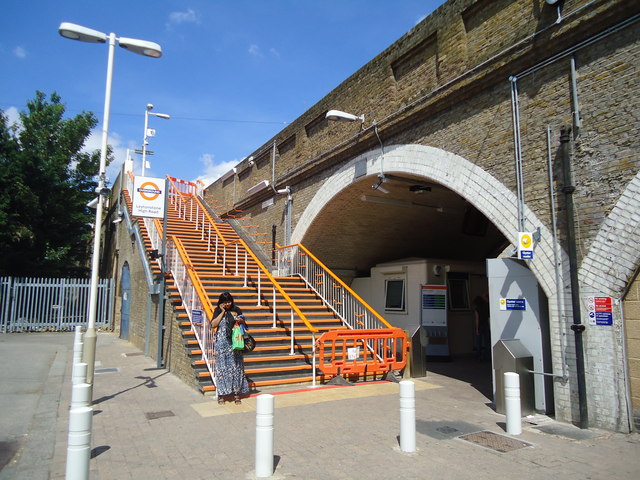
xmin=326 ymin=109 xmax=365 ymax=123
xmin=247 ymin=179 xmax=270 ymax=196
xmin=372 ymin=174 xmax=389 ymax=194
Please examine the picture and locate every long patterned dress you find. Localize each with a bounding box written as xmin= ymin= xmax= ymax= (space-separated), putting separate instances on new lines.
xmin=213 ymin=306 xmax=249 ymax=397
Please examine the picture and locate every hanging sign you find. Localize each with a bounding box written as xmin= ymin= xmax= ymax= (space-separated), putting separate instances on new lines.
xmin=132 ymin=176 xmax=166 ymax=219
xmin=587 ymin=296 xmax=613 ymax=326
xmin=518 ymin=232 xmax=534 ymax=259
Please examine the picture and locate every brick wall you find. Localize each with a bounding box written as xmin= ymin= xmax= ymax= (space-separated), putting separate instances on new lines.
xmin=200 ymin=0 xmax=640 ymax=431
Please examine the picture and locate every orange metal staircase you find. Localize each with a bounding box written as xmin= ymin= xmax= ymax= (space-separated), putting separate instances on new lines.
xmin=124 ymin=174 xmax=406 ymax=394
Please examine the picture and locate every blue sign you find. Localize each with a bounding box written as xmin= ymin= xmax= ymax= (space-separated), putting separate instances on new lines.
xmin=500 ymin=298 xmax=527 ymax=311
xmin=192 ymin=309 xmax=204 ymax=325
xmin=589 ymin=311 xmax=613 ymax=326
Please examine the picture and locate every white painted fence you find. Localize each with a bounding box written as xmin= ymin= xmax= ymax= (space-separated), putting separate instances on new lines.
xmin=0 ymin=277 xmax=113 ymax=333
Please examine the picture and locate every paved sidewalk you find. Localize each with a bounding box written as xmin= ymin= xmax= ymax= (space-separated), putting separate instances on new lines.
xmin=2 ymin=332 xmax=640 ymax=479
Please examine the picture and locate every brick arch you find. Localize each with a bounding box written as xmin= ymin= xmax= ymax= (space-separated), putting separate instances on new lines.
xmin=579 ymin=171 xmax=640 ymax=298
xmin=293 ymin=143 xmax=564 ymax=299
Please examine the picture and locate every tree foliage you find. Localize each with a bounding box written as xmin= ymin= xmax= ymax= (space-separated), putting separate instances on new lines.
xmin=0 ymin=91 xmax=110 ymax=277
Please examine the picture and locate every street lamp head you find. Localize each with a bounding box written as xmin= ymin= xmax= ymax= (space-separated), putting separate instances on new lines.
xmin=118 ymin=37 xmax=162 ymax=58
xmin=326 ymin=109 xmax=365 ymax=123
xmin=58 ymin=22 xmax=107 ymax=43
xmin=152 ymin=113 xmax=170 ymax=120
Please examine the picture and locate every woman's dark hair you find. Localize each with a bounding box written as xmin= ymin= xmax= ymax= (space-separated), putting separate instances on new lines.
xmin=217 ymin=292 xmax=234 ymax=307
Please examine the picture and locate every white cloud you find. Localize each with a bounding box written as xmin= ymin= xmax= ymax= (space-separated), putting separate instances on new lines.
xmin=3 ymin=106 xmax=21 ymax=130
xmin=269 ymin=48 xmax=281 ymax=58
xmin=13 ymin=46 xmax=26 ymax=58
xmin=83 ymin=128 xmax=131 ymax=184
xmin=248 ymin=44 xmax=261 ymax=57
xmin=167 ymin=8 xmax=200 ymax=28
xmin=195 ymin=153 xmax=237 ymax=188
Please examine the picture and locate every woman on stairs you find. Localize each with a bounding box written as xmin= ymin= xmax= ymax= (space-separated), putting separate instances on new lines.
xmin=211 ymin=292 xmax=250 ymax=404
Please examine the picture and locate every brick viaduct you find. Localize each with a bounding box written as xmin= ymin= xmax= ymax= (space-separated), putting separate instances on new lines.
xmin=199 ymin=0 xmax=640 ymax=432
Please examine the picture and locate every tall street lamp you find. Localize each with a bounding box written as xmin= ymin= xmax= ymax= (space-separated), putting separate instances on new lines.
xmin=142 ymin=103 xmax=170 ymax=176
xmin=58 ymin=22 xmax=162 ymax=388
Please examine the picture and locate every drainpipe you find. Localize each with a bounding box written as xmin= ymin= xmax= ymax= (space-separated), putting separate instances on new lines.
xmin=559 ymin=127 xmax=588 ymax=429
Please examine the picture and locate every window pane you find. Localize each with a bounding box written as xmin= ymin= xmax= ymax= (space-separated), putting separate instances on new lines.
xmin=385 ymin=280 xmax=405 ymax=310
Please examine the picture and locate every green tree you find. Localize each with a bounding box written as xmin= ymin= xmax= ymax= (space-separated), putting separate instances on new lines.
xmin=0 ymin=91 xmax=110 ymax=277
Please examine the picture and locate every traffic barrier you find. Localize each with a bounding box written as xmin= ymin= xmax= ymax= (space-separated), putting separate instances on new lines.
xmin=316 ymin=328 xmax=407 ymax=378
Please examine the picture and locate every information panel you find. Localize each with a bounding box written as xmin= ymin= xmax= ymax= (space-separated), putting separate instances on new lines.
xmin=421 ymin=285 xmax=447 ymax=327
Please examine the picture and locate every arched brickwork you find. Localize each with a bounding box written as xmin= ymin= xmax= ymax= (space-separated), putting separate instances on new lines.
xmin=293 ymin=143 xmax=565 ymax=300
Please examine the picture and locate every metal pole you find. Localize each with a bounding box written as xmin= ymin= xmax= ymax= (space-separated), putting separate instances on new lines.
xmin=142 ymin=108 xmax=149 ymax=176
xmin=504 ymin=372 xmax=522 ymax=435
xmin=560 ymin=127 xmax=589 ymax=429
xmin=255 ymin=394 xmax=274 ymax=478
xmin=157 ymin=178 xmax=169 ymax=368
xmin=83 ymin=32 xmax=116 ymax=388
xmin=399 ymin=380 xmax=416 ymax=452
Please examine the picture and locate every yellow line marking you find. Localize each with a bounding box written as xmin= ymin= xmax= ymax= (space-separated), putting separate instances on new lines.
xmin=191 ymin=380 xmax=440 ymax=418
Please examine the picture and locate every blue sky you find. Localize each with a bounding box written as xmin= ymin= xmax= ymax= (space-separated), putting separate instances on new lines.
xmin=1 ymin=1 xmax=442 ymax=187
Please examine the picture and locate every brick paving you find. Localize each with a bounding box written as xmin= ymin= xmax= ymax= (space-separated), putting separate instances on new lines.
xmin=1 ymin=332 xmax=639 ymax=480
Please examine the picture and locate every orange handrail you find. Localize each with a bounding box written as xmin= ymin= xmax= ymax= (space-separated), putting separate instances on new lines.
xmin=190 ymin=193 xmax=318 ymax=333
xmin=317 ymin=328 xmax=407 ymax=376
xmin=279 ymin=242 xmax=394 ymax=329
xmin=171 ymin=236 xmax=215 ymax=321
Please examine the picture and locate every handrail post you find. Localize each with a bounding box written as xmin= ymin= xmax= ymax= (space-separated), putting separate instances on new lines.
xmin=235 ymin=243 xmax=239 ymax=276
xmin=223 ymin=246 xmax=226 ymax=276
xmin=243 ymin=251 xmax=248 ymax=288
xmin=214 ymin=236 xmax=219 ymax=264
xmin=312 ymin=333 xmax=317 ymax=387
xmin=207 ymin=223 xmax=211 ymax=252
xmin=257 ymin=270 xmax=262 ymax=306
xmin=289 ymin=308 xmax=295 ymax=355
xmin=272 ymin=287 xmax=277 ymax=328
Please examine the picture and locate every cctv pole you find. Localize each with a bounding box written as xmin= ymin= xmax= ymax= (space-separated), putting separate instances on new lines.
xmin=83 ymin=32 xmax=116 ymax=388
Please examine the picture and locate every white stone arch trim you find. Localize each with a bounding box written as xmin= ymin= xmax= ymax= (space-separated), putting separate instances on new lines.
xmin=293 ymin=143 xmax=564 ymax=300
xmin=579 ymin=171 xmax=640 ymax=298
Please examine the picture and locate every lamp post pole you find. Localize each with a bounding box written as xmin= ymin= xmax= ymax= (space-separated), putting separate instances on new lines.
xmin=59 ymin=22 xmax=162 ymax=389
xmin=141 ymin=104 xmax=170 ymax=176
xmin=83 ymin=32 xmax=117 ymax=386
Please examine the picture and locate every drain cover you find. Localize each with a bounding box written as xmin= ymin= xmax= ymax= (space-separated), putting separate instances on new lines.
xmin=459 ymin=431 xmax=532 ymax=453
xmin=145 ymin=410 xmax=175 ymax=420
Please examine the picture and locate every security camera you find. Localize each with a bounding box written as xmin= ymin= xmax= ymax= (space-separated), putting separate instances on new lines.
xmin=96 ymin=186 xmax=111 ymax=197
xmin=276 ymin=188 xmax=290 ymax=195
xmin=248 ymin=156 xmax=255 ymax=166
xmin=86 ymin=197 xmax=99 ymax=209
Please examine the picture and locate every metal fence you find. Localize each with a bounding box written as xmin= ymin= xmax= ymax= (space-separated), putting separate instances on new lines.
xmin=0 ymin=277 xmax=113 ymax=333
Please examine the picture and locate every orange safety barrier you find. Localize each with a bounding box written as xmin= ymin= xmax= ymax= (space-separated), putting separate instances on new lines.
xmin=317 ymin=328 xmax=407 ymax=377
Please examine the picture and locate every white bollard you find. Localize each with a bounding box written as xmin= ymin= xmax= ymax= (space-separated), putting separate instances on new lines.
xmin=399 ymin=380 xmax=416 ymax=453
xmin=72 ymin=362 xmax=88 ymax=386
xmin=71 ymin=383 xmax=92 ymax=410
xmin=255 ymin=394 xmax=275 ymax=478
xmin=65 ymin=406 xmax=93 ymax=480
xmin=73 ymin=326 xmax=84 ymax=366
xmin=504 ymin=372 xmax=522 ymax=435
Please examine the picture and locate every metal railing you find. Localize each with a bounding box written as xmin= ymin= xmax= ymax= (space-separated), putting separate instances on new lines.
xmin=277 ymin=243 xmax=393 ymax=330
xmin=0 ymin=277 xmax=113 ymax=333
xmin=165 ymin=236 xmax=217 ymax=375
xmin=124 ymin=174 xmax=319 ymax=387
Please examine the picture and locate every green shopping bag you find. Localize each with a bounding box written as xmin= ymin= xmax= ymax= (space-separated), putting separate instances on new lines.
xmin=231 ymin=322 xmax=245 ymax=350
